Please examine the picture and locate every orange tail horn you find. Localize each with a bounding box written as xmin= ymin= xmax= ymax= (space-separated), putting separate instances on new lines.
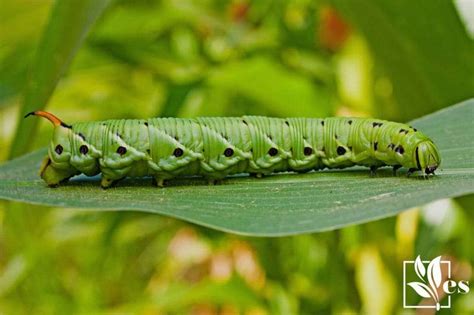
xmin=24 ymin=111 xmax=71 ymax=128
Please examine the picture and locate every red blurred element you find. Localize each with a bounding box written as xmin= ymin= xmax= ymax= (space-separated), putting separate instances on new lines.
xmin=229 ymin=1 xmax=249 ymax=22
xmin=319 ymin=6 xmax=351 ymax=51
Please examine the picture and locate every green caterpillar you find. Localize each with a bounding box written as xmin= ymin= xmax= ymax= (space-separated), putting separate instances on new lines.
xmin=26 ymin=111 xmax=441 ymax=188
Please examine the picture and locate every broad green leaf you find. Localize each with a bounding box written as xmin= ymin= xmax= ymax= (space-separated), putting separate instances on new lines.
xmin=0 ymin=100 xmax=472 ymax=236
xmin=330 ymin=0 xmax=474 ymax=121
xmin=8 ymin=0 xmax=111 ymax=159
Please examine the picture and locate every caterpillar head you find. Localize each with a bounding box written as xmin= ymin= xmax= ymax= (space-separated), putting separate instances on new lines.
xmin=25 ymin=111 xmax=79 ymax=186
xmin=415 ymin=140 xmax=441 ymax=175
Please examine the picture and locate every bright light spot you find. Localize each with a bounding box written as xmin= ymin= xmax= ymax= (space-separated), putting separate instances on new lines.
xmin=455 ymin=0 xmax=474 ymax=38
xmin=421 ymin=199 xmax=453 ymax=226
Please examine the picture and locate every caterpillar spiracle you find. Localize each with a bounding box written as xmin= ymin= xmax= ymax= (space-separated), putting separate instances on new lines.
xmin=26 ymin=111 xmax=441 ymax=188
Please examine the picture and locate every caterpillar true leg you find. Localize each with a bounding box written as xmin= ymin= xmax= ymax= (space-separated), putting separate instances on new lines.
xmin=392 ymin=165 xmax=402 ymax=175
xmin=370 ymin=166 xmax=378 ymax=177
xmin=406 ymin=168 xmax=418 ymax=177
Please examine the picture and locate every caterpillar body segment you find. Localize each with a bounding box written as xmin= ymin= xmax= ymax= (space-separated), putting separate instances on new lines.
xmin=27 ymin=111 xmax=441 ymax=188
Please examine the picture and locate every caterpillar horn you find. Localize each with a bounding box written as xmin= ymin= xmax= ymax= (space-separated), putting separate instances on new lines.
xmin=25 ymin=111 xmax=71 ymax=128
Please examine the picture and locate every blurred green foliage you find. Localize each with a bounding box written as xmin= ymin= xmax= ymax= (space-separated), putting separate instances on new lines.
xmin=331 ymin=0 xmax=474 ymax=120
xmin=0 ymin=0 xmax=472 ymax=314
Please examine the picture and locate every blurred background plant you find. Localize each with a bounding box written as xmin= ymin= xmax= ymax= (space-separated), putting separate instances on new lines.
xmin=0 ymin=0 xmax=473 ymax=314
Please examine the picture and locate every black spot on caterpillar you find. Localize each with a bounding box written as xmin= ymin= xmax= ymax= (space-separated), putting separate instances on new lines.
xmin=268 ymin=147 xmax=278 ymax=156
xmin=173 ymin=148 xmax=184 ymax=157
xmin=116 ymin=146 xmax=127 ymax=156
xmin=395 ymin=145 xmax=405 ymax=155
xmin=55 ymin=145 xmax=63 ymax=155
xmin=26 ymin=111 xmax=441 ymax=188
xmin=337 ymin=146 xmax=346 ymax=155
xmin=79 ymin=145 xmax=88 ymax=155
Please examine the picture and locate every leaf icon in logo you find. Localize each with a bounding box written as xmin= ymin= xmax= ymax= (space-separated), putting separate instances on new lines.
xmin=427 ymin=256 xmax=442 ymax=310
xmin=414 ymin=255 xmax=426 ymax=281
xmin=427 ymin=256 xmax=442 ymax=289
xmin=407 ymin=282 xmax=434 ymax=299
xmin=408 ymin=256 xmax=443 ymax=311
